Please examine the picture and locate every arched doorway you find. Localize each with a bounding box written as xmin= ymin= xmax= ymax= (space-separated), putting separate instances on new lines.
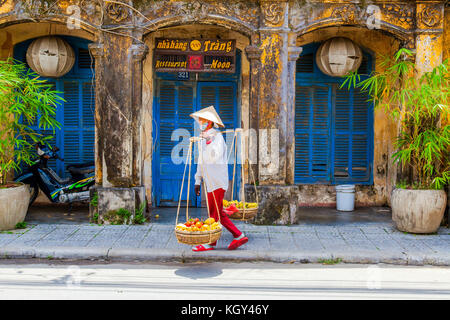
xmin=14 ymin=36 xmax=95 ymax=179
xmin=153 ymin=50 xmax=242 ymax=207
xmin=143 ymin=25 xmax=251 ymax=207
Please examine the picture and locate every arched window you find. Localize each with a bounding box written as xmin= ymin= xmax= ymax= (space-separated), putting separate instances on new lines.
xmin=14 ymin=36 xmax=95 ymax=179
xmin=295 ymin=42 xmax=374 ymax=185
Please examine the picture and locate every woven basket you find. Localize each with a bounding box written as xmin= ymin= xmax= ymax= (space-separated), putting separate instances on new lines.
xmin=175 ymin=227 xmax=222 ymax=245
xmin=228 ymin=207 xmax=258 ymax=220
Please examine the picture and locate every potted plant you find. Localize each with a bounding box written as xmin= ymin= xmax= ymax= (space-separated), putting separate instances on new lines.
xmin=343 ymin=48 xmax=449 ymax=233
xmin=0 ymin=58 xmax=61 ymax=231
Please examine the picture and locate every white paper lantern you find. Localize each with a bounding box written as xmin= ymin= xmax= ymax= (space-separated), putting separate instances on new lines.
xmin=26 ymin=36 xmax=75 ymax=78
xmin=316 ymin=37 xmax=362 ymax=77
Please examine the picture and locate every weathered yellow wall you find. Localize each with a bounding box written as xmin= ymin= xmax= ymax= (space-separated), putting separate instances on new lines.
xmin=0 ymin=22 xmax=94 ymax=59
xmin=296 ymin=27 xmax=401 ymax=206
xmin=142 ymin=25 xmax=250 ymax=204
xmin=444 ymin=8 xmax=450 ymax=63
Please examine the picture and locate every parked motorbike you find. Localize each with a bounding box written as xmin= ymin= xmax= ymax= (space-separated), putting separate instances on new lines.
xmin=14 ymin=143 xmax=95 ymax=205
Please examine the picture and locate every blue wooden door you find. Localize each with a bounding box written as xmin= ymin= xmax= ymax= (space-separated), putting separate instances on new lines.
xmin=154 ymin=81 xmax=197 ymax=206
xmin=154 ymin=81 xmax=239 ymax=207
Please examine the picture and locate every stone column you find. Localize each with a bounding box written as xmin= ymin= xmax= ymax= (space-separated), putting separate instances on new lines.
xmin=245 ymin=38 xmax=263 ymax=182
xmin=257 ymin=0 xmax=290 ymax=185
xmin=286 ymin=33 xmax=302 ymax=185
xmin=88 ymin=29 xmax=148 ymax=221
xmin=415 ymin=1 xmax=444 ymax=75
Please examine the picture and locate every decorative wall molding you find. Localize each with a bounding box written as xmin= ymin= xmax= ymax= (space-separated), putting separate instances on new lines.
xmin=261 ymin=1 xmax=285 ymax=27
xmin=105 ymin=2 xmax=129 ymax=23
xmin=331 ymin=4 xmax=362 ymax=24
xmin=419 ymin=4 xmax=442 ymax=28
xmin=381 ymin=4 xmax=415 ymax=27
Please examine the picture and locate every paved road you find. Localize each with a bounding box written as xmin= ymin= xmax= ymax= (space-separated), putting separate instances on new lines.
xmin=0 ymin=262 xmax=448 ymax=299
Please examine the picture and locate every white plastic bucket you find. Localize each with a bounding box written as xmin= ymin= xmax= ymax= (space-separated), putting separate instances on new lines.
xmin=335 ymin=184 xmax=355 ymax=211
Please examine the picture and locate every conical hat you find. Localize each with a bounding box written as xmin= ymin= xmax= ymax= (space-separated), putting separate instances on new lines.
xmin=190 ymin=106 xmax=225 ymax=128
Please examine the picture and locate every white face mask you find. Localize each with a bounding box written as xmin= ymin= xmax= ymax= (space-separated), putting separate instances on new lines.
xmin=200 ymin=122 xmax=208 ymax=131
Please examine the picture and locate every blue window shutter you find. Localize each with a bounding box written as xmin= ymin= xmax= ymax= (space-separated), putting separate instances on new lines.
xmin=197 ymin=82 xmax=238 ymax=199
xmin=295 ymin=85 xmax=330 ymax=183
xmin=82 ymin=81 xmax=95 ymax=163
xmin=333 ymin=86 xmax=371 ymax=183
xmin=197 ymin=82 xmax=237 ymax=147
xmin=350 ymin=87 xmax=371 ymax=181
xmin=63 ymin=81 xmax=82 ymax=177
xmin=159 ymin=83 xmax=176 ymax=157
xmin=295 ymin=86 xmax=311 ymax=182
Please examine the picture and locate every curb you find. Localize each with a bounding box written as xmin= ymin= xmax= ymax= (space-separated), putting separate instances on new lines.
xmin=1 ymin=245 xmax=449 ymax=266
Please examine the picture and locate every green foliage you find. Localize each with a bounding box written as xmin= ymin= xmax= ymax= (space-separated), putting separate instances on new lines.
xmin=0 ymin=58 xmax=62 ymax=185
xmin=133 ymin=203 xmax=147 ymax=224
xmin=317 ymin=258 xmax=342 ymax=265
xmin=15 ymin=221 xmax=27 ymax=229
xmin=90 ymin=192 xmax=98 ymax=207
xmin=342 ymin=48 xmax=450 ymax=190
xmin=92 ymin=212 xmax=99 ymax=224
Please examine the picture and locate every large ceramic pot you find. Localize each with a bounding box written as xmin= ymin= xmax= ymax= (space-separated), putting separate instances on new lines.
xmin=0 ymin=183 xmax=30 ymax=231
xmin=391 ymin=188 xmax=447 ymax=234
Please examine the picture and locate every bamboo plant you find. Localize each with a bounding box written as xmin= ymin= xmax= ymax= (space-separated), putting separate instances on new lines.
xmin=0 ymin=58 xmax=62 ymax=186
xmin=342 ymin=48 xmax=449 ymax=190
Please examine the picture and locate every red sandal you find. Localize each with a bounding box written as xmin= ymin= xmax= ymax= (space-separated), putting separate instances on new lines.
xmin=228 ymin=237 xmax=248 ymax=250
xmin=192 ymin=244 xmax=215 ymax=252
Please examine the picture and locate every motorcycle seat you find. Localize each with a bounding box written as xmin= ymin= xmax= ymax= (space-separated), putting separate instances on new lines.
xmin=68 ymin=166 xmax=95 ymax=175
xmin=67 ymin=161 xmax=95 ymax=169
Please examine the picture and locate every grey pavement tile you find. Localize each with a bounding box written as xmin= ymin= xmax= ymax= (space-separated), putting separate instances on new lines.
xmin=268 ymin=233 xmax=297 ymax=251
xmin=315 ymin=232 xmax=343 ymax=240
xmin=35 ymin=240 xmax=65 ymax=247
xmin=113 ymin=239 xmax=146 ymax=249
xmin=320 ymin=239 xmax=349 ymax=249
xmin=8 ymin=239 xmax=41 ymax=246
xmin=368 ymin=241 xmax=406 ymax=253
xmin=393 ymin=239 xmax=436 ymax=253
xmin=267 ymin=226 xmax=300 ymax=233
xmin=345 ymin=240 xmax=378 ymax=251
xmin=85 ymin=241 xmax=114 ymax=248
xmin=363 ymin=233 xmax=394 ymax=241
xmin=339 ymin=233 xmax=368 ymax=241
xmin=242 ymin=232 xmax=269 ymax=250
xmin=39 ymin=231 xmax=77 ymax=241
xmin=139 ymin=231 xmax=172 ymax=248
xmin=360 ymin=226 xmax=389 ymax=234
xmin=293 ymin=238 xmax=325 ymax=251
xmin=59 ymin=240 xmax=90 ymax=247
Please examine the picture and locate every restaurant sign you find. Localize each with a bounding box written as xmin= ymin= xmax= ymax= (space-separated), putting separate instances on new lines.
xmin=154 ymin=38 xmax=236 ymax=73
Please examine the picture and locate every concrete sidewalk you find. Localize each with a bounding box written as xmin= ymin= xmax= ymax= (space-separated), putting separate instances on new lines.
xmin=1 ymin=207 xmax=449 ymax=265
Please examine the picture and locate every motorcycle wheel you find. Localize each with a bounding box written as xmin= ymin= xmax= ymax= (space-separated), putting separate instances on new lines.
xmin=28 ymin=183 xmax=39 ymax=206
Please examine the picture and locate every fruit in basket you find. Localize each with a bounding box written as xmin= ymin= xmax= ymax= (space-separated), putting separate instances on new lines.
xmin=223 ymin=200 xmax=258 ymax=209
xmin=176 ymin=217 xmax=220 ymax=232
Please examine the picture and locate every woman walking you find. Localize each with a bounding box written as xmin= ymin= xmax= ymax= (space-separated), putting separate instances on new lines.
xmin=190 ymin=106 xmax=248 ymax=252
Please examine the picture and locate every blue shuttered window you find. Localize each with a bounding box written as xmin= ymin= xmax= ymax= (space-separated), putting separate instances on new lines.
xmin=14 ymin=37 xmax=95 ymax=178
xmin=62 ymin=80 xmax=95 ymax=176
xmin=295 ymin=43 xmax=373 ymax=185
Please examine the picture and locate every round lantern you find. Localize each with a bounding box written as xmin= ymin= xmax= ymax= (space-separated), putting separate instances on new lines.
xmin=26 ymin=36 xmax=75 ymax=78
xmin=315 ymin=37 xmax=362 ymax=77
